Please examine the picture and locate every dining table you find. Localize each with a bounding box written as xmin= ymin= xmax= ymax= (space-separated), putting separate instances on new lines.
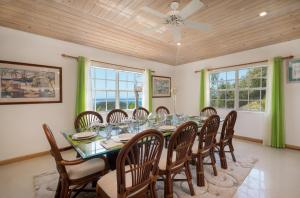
xmin=62 ymin=115 xmax=223 ymax=169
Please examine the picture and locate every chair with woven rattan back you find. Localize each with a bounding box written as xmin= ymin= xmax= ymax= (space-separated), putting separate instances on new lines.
xmin=74 ymin=111 xmax=103 ymax=131
xmin=156 ymin=106 xmax=170 ymax=115
xmin=158 ymin=121 xmax=198 ymax=198
xmin=42 ymin=124 xmax=108 ymax=198
xmin=200 ymin=107 xmax=217 ymax=117
xmin=106 ymin=109 xmax=128 ymax=124
xmin=191 ymin=115 xmax=220 ymax=186
xmin=216 ymin=110 xmax=237 ymax=169
xmin=97 ymin=129 xmax=164 ymax=198
xmin=133 ymin=107 xmax=149 ymax=120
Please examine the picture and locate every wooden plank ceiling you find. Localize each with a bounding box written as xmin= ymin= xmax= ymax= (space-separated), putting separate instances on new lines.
xmin=0 ymin=0 xmax=299 ymax=65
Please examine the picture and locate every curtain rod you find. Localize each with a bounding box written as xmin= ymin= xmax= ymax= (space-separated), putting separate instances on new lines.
xmin=194 ymin=55 xmax=294 ymax=73
xmin=61 ymin=54 xmax=155 ymax=73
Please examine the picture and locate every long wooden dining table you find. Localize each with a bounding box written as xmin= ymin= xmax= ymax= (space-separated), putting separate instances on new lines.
xmin=62 ymin=115 xmax=224 ymax=169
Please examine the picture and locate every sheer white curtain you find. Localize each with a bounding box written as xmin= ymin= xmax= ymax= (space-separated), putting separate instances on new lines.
xmin=85 ymin=59 xmax=94 ymax=111
xmin=263 ymin=59 xmax=273 ymax=146
xmin=143 ymin=69 xmax=151 ymax=111
xmin=204 ymin=70 xmax=210 ymax=107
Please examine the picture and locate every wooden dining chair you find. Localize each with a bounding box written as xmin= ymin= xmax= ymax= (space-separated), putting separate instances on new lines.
xmin=106 ymin=109 xmax=128 ymax=124
xmin=191 ymin=115 xmax=220 ymax=186
xmin=215 ymin=110 xmax=237 ymax=169
xmin=133 ymin=107 xmax=149 ymax=119
xmin=200 ymin=107 xmax=217 ymax=117
xmin=158 ymin=121 xmax=198 ymax=198
xmin=97 ymin=129 xmax=164 ymax=198
xmin=156 ymin=106 xmax=170 ymax=115
xmin=42 ymin=124 xmax=109 ymax=198
xmin=74 ymin=111 xmax=103 ymax=131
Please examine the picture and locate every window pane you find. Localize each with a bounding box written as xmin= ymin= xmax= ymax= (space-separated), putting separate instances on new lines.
xmin=119 ymin=81 xmax=127 ymax=90
xmin=96 ymin=91 xmax=106 ymax=111
xmin=95 ymin=68 xmax=106 ymax=79
xmin=226 ymin=71 xmax=235 ymax=80
xmin=227 ymin=100 xmax=234 ymax=109
xmin=239 ymin=90 xmax=248 ymax=100
xmin=261 ymin=90 xmax=266 ymax=99
xmin=119 ymin=71 xmax=127 ymax=81
xmin=210 ymin=90 xmax=217 ymax=99
xmin=262 ymin=67 xmax=267 ymax=77
xmin=120 ymin=91 xmax=127 ymax=109
xmin=251 ymin=68 xmax=262 ymax=78
xmin=239 ymin=78 xmax=249 ymax=88
xmin=239 ymin=101 xmax=248 ymax=110
xmin=218 ymin=100 xmax=225 ymax=108
xmin=218 ymin=91 xmax=226 ymax=99
xmin=218 ymin=72 xmax=226 ymax=81
xmin=127 ymin=73 xmax=134 ymax=81
xmin=262 ymin=78 xmax=267 ymax=87
xmin=210 ymin=100 xmax=217 ymax=108
xmin=106 ymin=70 xmax=116 ymax=80
xmin=106 ymin=80 xmax=115 ymax=90
xmin=217 ymin=81 xmax=226 ymax=89
xmin=210 ymin=73 xmax=219 ymax=82
xmin=107 ymin=91 xmax=116 ymax=110
xmin=250 ymin=79 xmax=261 ymax=88
xmin=249 ymin=90 xmax=260 ymax=100
xmin=210 ymin=81 xmax=217 ymax=89
xmin=248 ymin=100 xmax=261 ymax=111
xmin=226 ymin=80 xmax=235 ymax=89
xmin=127 ymin=82 xmax=135 ymax=91
xmin=90 ymin=67 xmax=95 ymax=78
xmin=239 ymin=69 xmax=249 ymax=79
xmin=226 ymin=91 xmax=235 ymax=100
xmin=95 ymin=80 xmax=105 ymax=90
xmin=136 ymin=74 xmax=143 ymax=83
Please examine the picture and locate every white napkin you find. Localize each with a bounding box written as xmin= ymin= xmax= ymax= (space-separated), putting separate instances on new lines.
xmin=100 ymin=139 xmax=123 ymax=149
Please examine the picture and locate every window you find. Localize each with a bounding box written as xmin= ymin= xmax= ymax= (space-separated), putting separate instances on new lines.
xmin=90 ymin=66 xmax=144 ymax=112
xmin=209 ymin=65 xmax=267 ymax=112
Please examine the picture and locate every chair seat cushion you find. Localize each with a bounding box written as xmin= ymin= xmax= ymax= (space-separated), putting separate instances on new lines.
xmin=158 ymin=149 xmax=181 ymax=170
xmin=66 ymin=158 xmax=106 ymax=180
xmin=97 ymin=167 xmax=147 ymax=197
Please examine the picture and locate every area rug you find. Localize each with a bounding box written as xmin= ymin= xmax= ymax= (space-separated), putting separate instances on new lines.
xmin=34 ymin=156 xmax=257 ymax=198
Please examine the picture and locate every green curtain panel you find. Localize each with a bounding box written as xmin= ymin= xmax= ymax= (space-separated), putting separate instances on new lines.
xmin=146 ymin=69 xmax=153 ymax=112
xmin=199 ymin=69 xmax=206 ymax=110
xmin=271 ymin=57 xmax=285 ymax=148
xmin=75 ymin=56 xmax=86 ymax=116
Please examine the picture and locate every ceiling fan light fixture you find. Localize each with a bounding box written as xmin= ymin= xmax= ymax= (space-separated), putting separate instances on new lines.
xmin=177 ymin=42 xmax=181 ymax=46
xmin=259 ymin=11 xmax=267 ymax=17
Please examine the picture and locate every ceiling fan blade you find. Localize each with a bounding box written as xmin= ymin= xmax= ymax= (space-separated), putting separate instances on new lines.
xmin=141 ymin=6 xmax=167 ymax=19
xmin=184 ymin=20 xmax=210 ymax=31
xmin=170 ymin=26 xmax=181 ymax=43
xmin=179 ymin=0 xmax=204 ymax=19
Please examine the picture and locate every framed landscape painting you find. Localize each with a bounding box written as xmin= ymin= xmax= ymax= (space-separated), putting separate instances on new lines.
xmin=0 ymin=60 xmax=62 ymax=105
xmin=288 ymin=59 xmax=300 ymax=83
xmin=152 ymin=75 xmax=171 ymax=98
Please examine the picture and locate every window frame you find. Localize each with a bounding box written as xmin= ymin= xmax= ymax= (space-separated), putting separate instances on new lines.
xmin=89 ymin=66 xmax=144 ymax=112
xmin=209 ymin=64 xmax=268 ymax=112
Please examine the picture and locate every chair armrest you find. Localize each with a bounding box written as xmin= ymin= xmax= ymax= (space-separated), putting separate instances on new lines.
xmin=59 ymin=158 xmax=86 ymax=165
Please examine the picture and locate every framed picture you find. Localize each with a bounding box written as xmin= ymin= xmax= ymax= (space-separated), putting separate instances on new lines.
xmin=152 ymin=75 xmax=171 ymax=98
xmin=0 ymin=60 xmax=62 ymax=105
xmin=288 ymin=59 xmax=300 ymax=83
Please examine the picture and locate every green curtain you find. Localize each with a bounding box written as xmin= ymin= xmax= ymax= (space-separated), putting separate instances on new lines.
xmin=145 ymin=69 xmax=153 ymax=112
xmin=199 ymin=69 xmax=206 ymax=110
xmin=75 ymin=56 xmax=86 ymax=116
xmin=271 ymin=57 xmax=285 ymax=148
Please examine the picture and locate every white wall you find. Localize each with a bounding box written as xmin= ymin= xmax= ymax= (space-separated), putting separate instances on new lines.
xmin=0 ymin=27 xmax=174 ymax=160
xmin=174 ymin=39 xmax=300 ymax=146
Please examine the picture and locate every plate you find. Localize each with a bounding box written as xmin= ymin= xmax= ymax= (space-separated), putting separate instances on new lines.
xmin=158 ymin=125 xmax=176 ymax=131
xmin=72 ymin=132 xmax=97 ymax=140
xmin=112 ymin=133 xmax=135 ymax=142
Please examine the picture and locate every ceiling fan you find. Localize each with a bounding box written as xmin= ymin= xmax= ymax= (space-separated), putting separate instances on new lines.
xmin=141 ymin=0 xmax=210 ymax=45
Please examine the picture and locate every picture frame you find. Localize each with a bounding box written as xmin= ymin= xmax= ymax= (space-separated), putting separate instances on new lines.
xmin=152 ymin=75 xmax=171 ymax=98
xmin=288 ymin=59 xmax=300 ymax=83
xmin=0 ymin=60 xmax=62 ymax=105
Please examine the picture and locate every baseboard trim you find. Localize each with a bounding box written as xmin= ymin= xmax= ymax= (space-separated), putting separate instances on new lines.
xmin=285 ymin=144 xmax=300 ymax=151
xmin=0 ymin=146 xmax=72 ymax=166
xmin=233 ymin=135 xmax=263 ymax=144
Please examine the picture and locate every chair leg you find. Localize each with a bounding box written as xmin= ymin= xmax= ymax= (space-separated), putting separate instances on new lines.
xmin=55 ymin=177 xmax=62 ymax=198
xmin=184 ymin=162 xmax=195 ymax=196
xmin=60 ymin=181 xmax=70 ymax=198
xmin=196 ymin=156 xmax=205 ymax=187
xmin=150 ymin=182 xmax=158 ymax=198
xmin=210 ymin=149 xmax=218 ymax=176
xmin=229 ymin=141 xmax=236 ymax=162
xmin=164 ymin=173 xmax=173 ymax=198
xmin=219 ymin=144 xmax=228 ymax=169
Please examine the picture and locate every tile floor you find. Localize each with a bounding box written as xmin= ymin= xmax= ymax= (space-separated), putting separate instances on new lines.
xmin=0 ymin=139 xmax=300 ymax=198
